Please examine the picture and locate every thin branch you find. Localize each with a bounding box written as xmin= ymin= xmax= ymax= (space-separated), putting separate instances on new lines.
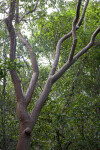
xmin=49 ymin=31 xmax=72 ymax=76
xmin=20 ymin=0 xmax=39 ymax=22
xmin=50 ymin=0 xmax=89 ymax=76
xmin=18 ymin=32 xmax=39 ymax=107
xmin=51 ymin=26 xmax=100 ymax=83
xmin=77 ymin=0 xmax=90 ymax=27
xmin=68 ymin=0 xmax=82 ymax=62
xmin=73 ymin=26 xmax=100 ymax=60
xmin=4 ymin=0 xmax=24 ymax=105
xmin=18 ymin=33 xmax=39 ymax=73
xmin=74 ymin=0 xmax=82 ymax=25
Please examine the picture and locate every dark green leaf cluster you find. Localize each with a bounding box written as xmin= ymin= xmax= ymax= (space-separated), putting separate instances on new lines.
xmin=0 ymin=58 xmax=24 ymax=79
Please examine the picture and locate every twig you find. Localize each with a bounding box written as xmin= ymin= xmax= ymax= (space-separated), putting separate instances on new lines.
xmin=20 ymin=0 xmax=39 ymax=22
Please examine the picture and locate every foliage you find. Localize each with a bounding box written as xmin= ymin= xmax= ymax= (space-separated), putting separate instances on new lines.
xmin=0 ymin=0 xmax=100 ymax=149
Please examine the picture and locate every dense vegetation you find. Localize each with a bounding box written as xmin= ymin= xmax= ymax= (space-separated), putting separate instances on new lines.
xmin=0 ymin=0 xmax=100 ymax=149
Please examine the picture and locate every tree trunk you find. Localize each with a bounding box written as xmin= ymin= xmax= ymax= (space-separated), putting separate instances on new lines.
xmin=4 ymin=0 xmax=100 ymax=149
xmin=16 ymin=134 xmax=31 ymax=150
xmin=16 ymin=121 xmax=33 ymax=150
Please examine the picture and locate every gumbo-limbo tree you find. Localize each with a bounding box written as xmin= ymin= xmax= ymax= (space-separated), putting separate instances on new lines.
xmin=0 ymin=0 xmax=100 ymax=149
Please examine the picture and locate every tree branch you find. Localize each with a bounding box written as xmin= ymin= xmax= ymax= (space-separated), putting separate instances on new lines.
xmin=51 ymin=26 xmax=100 ymax=83
xmin=30 ymin=0 xmax=92 ymax=126
xmin=4 ymin=0 xmax=29 ymax=122
xmin=18 ymin=32 xmax=39 ymax=107
xmin=73 ymin=26 xmax=100 ymax=60
xmin=15 ymin=0 xmax=39 ymax=107
xmin=77 ymin=0 xmax=90 ymax=27
xmin=25 ymin=0 xmax=94 ymax=131
xmin=50 ymin=32 xmax=72 ymax=76
xmin=50 ymin=0 xmax=89 ymax=76
xmin=20 ymin=0 xmax=39 ymax=22
xmin=68 ymin=0 xmax=82 ymax=62
xmin=4 ymin=0 xmax=24 ymax=102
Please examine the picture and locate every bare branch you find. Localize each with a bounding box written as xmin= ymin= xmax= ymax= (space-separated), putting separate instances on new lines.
xmin=18 ymin=33 xmax=38 ymax=73
xmin=18 ymin=32 xmax=39 ymax=107
xmin=4 ymin=0 xmax=24 ymax=102
xmin=50 ymin=0 xmax=89 ymax=76
xmin=50 ymin=31 xmax=72 ymax=76
xmin=73 ymin=26 xmax=100 ymax=60
xmin=68 ymin=0 xmax=82 ymax=62
xmin=20 ymin=0 xmax=39 ymax=22
xmin=77 ymin=0 xmax=90 ymax=27
xmin=30 ymin=0 xmax=91 ymax=124
xmin=51 ymin=26 xmax=100 ymax=83
xmin=74 ymin=0 xmax=82 ymax=25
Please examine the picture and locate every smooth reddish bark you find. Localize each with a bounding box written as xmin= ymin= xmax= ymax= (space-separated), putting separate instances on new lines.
xmin=4 ymin=0 xmax=100 ymax=149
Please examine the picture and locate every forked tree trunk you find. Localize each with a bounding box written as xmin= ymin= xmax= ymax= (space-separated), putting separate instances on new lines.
xmin=4 ymin=0 xmax=100 ymax=149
